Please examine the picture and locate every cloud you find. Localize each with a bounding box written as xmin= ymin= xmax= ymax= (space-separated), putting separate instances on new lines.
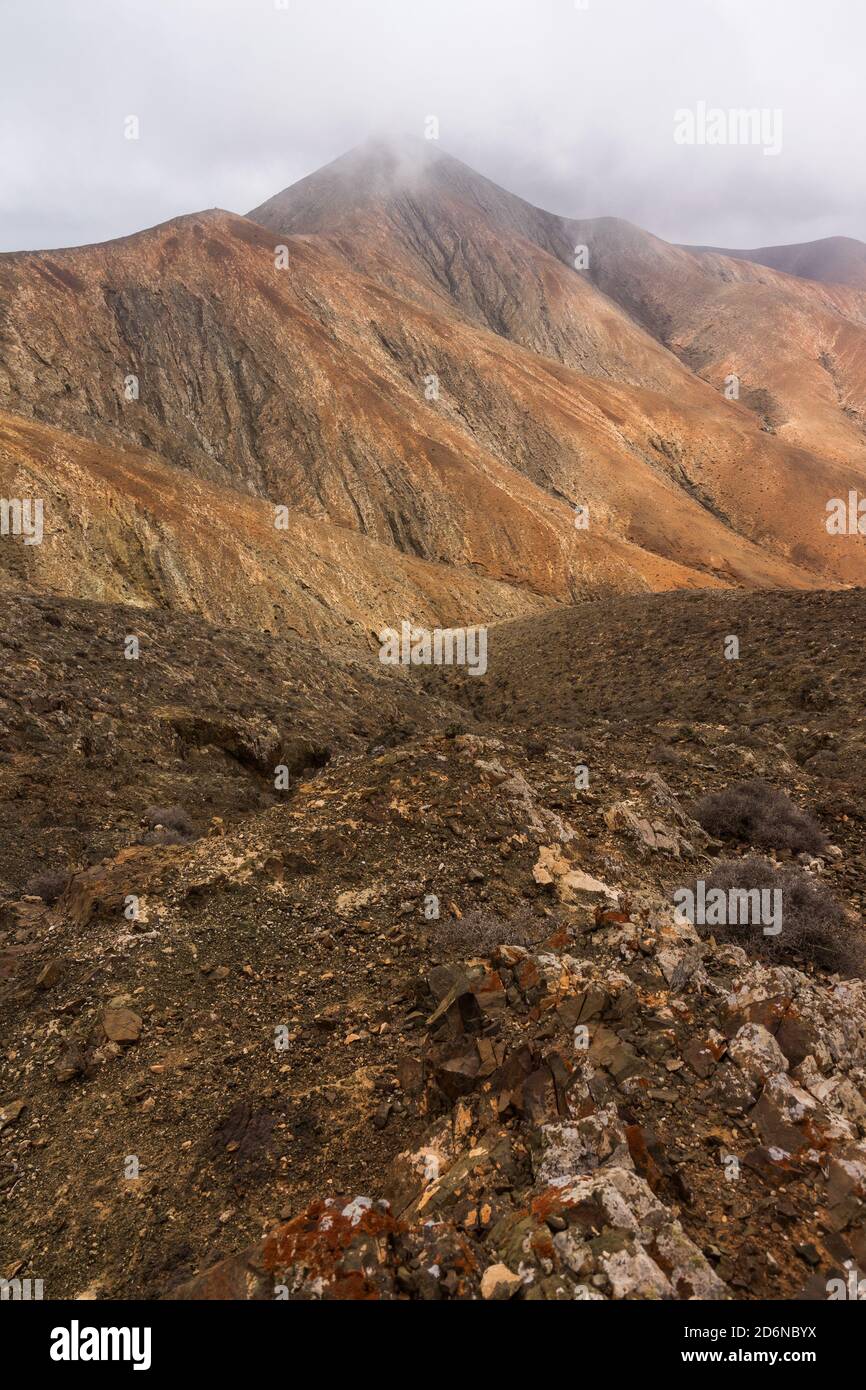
xmin=0 ymin=0 xmax=862 ymax=251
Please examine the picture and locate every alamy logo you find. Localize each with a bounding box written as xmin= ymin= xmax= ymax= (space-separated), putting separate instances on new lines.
xmin=0 ymin=497 xmax=43 ymax=545
xmin=49 ymin=1320 xmax=152 ymax=1371
xmin=379 ymin=621 xmax=487 ymax=676
xmin=673 ymin=880 xmax=782 ymax=936
xmin=826 ymin=1266 xmax=866 ymax=1300
xmin=674 ymin=102 xmax=783 ymax=156
xmin=826 ymin=491 xmax=866 ymax=535
xmin=0 ymin=1277 xmax=43 ymax=1299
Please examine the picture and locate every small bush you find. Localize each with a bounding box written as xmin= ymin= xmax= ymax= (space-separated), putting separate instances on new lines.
xmin=681 ymin=856 xmax=863 ymax=977
xmin=434 ymin=904 xmax=552 ymax=955
xmin=137 ymin=828 xmax=190 ymax=847
xmin=142 ymin=805 xmax=194 ymax=838
xmin=654 ymin=743 xmax=684 ymax=767
xmin=24 ymin=870 xmax=69 ymax=903
xmin=693 ymin=780 xmax=826 ymax=855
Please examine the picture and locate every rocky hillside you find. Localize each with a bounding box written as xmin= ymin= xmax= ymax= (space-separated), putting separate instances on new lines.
xmin=0 ymin=590 xmax=471 ymax=900
xmin=0 ymin=411 xmax=546 ymax=648
xmin=2 ymin=139 xmax=866 ymax=1307
xmin=2 ymin=589 xmax=865 ymax=1300
xmin=694 ymin=236 xmax=866 ymax=291
xmin=2 ymin=140 xmax=866 ymax=643
xmin=419 ymin=587 xmax=866 ymax=771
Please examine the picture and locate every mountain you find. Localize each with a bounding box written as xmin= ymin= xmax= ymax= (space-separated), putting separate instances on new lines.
xmin=0 ymin=408 xmax=545 ymax=654
xmin=1 ymin=139 xmax=866 ymax=637
xmin=691 ymin=235 xmax=866 ymax=290
xmin=3 ymin=140 xmax=866 ymax=1307
xmin=251 ymin=140 xmax=866 ymax=477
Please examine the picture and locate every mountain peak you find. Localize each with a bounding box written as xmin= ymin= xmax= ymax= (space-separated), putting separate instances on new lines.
xmin=245 ymin=135 xmax=545 ymax=239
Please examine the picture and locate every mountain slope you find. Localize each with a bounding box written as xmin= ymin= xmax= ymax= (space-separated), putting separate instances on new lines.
xmin=1 ymin=139 xmax=866 ymax=638
xmin=3 ymin=145 xmax=866 ymax=1307
xmin=0 ymin=204 xmax=860 ymax=608
xmin=3 ymin=587 xmax=866 ymax=1300
xmin=248 ymin=140 xmax=715 ymax=393
xmin=691 ymin=236 xmax=866 ymax=290
xmin=251 ymin=140 xmax=866 ymax=476
xmin=0 ymin=409 xmax=549 ymax=651
xmin=566 ymin=224 xmax=866 ymax=469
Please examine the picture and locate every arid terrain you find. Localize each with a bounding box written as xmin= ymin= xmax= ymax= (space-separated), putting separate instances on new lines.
xmin=2 ymin=586 xmax=866 ymax=1301
xmin=2 ymin=141 xmax=866 ymax=1302
xmin=4 ymin=139 xmax=866 ymax=629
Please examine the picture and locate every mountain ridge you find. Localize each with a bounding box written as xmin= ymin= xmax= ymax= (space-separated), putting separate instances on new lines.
xmin=2 ymin=140 xmax=866 ymax=640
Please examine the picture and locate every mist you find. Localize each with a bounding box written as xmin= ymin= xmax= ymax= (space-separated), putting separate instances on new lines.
xmin=0 ymin=0 xmax=862 ymax=252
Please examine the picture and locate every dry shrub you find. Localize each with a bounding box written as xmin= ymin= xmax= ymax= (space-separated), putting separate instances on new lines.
xmin=24 ymin=870 xmax=69 ymax=903
xmin=693 ymin=780 xmax=826 ymax=855
xmin=434 ymin=904 xmax=551 ymax=955
xmin=137 ymin=828 xmax=190 ymax=847
xmin=684 ymin=856 xmax=863 ymax=977
xmin=142 ymin=806 xmax=194 ymax=834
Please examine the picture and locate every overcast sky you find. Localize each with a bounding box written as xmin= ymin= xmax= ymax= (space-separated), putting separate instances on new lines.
xmin=0 ymin=0 xmax=862 ymax=253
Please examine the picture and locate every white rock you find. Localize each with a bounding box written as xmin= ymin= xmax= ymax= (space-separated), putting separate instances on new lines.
xmin=601 ymin=1244 xmax=673 ymax=1300
xmin=728 ymin=1023 xmax=789 ymax=1082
